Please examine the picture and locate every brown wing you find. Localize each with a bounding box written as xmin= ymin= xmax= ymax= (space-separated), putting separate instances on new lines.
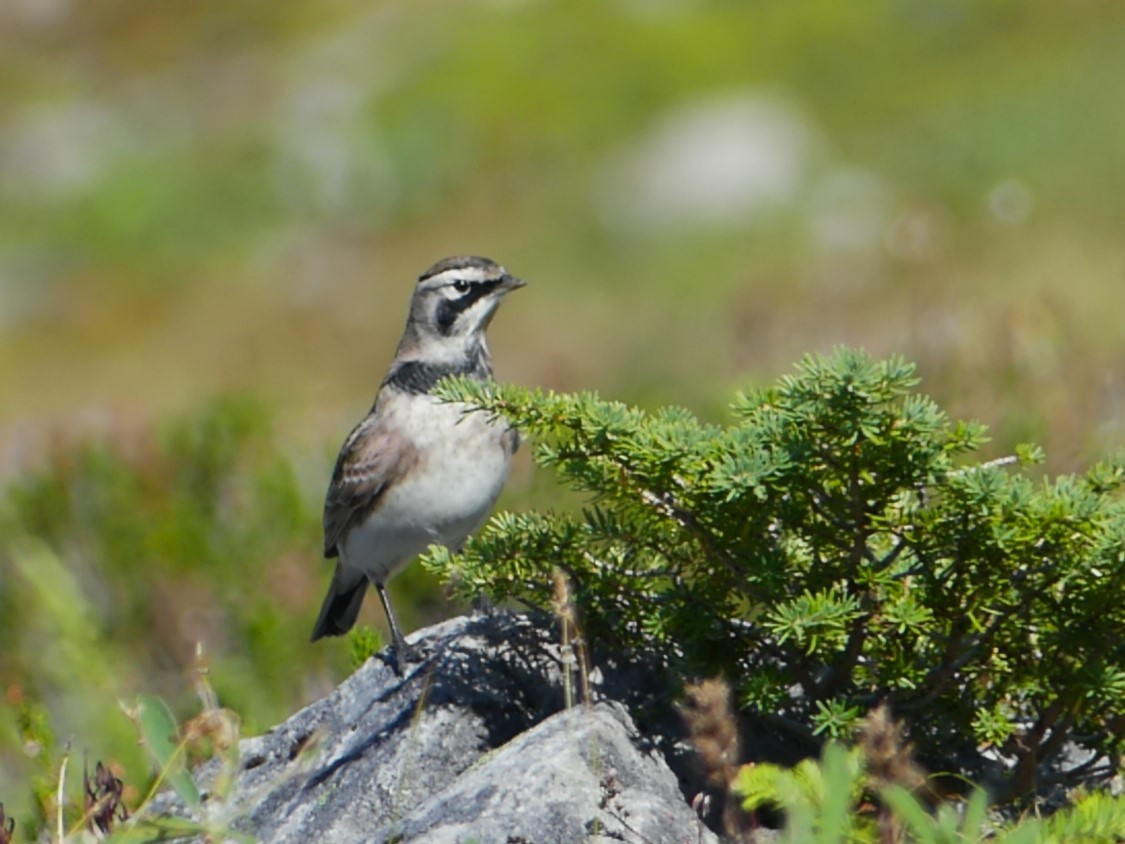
xmin=323 ymin=416 xmax=415 ymax=558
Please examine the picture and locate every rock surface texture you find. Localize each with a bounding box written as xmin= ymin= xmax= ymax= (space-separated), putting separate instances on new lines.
xmin=156 ymin=613 xmax=717 ymax=844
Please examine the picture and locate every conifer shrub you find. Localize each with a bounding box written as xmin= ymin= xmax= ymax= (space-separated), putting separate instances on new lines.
xmin=428 ymin=348 xmax=1125 ymax=802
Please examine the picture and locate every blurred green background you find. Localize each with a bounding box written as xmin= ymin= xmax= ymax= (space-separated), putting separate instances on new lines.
xmin=3 ymin=0 xmax=1125 ymax=828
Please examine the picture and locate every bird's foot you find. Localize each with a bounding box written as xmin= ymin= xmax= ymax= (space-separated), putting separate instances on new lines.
xmin=385 ymin=635 xmax=435 ymax=677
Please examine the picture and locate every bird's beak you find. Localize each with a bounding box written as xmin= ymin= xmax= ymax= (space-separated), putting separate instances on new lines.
xmin=500 ymin=273 xmax=527 ymax=292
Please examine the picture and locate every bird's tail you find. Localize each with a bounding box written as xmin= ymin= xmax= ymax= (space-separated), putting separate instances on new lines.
xmin=310 ymin=565 xmax=369 ymax=641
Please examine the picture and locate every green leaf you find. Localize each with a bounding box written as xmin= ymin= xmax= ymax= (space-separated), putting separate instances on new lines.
xmin=134 ymin=693 xmax=201 ymax=809
xmin=818 ymin=743 xmax=857 ymax=844
xmin=880 ymin=785 xmax=940 ymax=842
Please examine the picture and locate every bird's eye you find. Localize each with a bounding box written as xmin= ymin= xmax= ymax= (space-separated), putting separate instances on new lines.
xmin=453 ymin=279 xmax=471 ymax=293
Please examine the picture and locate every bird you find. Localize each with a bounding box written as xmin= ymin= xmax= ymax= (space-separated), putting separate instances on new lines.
xmin=311 ymin=255 xmax=525 ymax=672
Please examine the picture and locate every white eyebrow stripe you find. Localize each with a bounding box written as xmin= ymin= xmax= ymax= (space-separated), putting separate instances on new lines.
xmin=418 ymin=265 xmax=501 ymax=290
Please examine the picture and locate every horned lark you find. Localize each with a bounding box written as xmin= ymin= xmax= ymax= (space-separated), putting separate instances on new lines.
xmin=311 ymin=256 xmax=525 ymax=673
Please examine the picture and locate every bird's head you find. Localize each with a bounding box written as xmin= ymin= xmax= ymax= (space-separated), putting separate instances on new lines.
xmin=401 ymin=256 xmax=526 ymax=358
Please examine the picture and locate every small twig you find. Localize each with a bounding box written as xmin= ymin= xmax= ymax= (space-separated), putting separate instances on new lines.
xmin=947 ymin=455 xmax=1019 ymax=478
xmin=871 ymin=537 xmax=909 ymax=572
xmin=581 ymin=549 xmax=673 ymax=580
xmin=636 ymin=486 xmax=744 ymax=579
xmin=56 ymin=746 xmax=69 ymax=844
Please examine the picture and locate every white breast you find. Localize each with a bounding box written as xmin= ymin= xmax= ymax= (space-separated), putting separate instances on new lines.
xmin=341 ymin=395 xmax=514 ymax=585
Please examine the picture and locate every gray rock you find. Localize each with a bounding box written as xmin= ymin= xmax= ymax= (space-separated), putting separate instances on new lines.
xmin=150 ymin=612 xmax=717 ymax=844
xmin=389 ymin=702 xmax=705 ymax=844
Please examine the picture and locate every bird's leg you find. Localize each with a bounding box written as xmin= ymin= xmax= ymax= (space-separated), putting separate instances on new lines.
xmin=375 ymin=581 xmax=415 ymax=674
